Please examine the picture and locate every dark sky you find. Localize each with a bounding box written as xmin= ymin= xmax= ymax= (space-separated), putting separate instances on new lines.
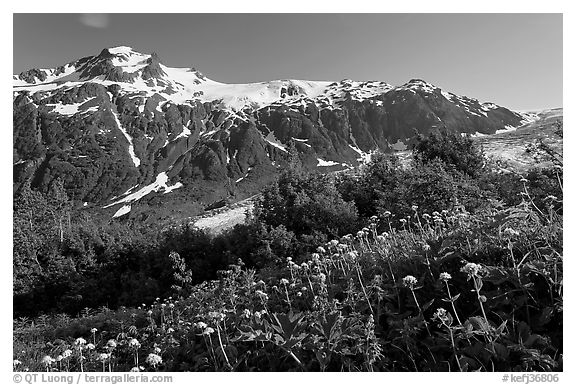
xmin=13 ymin=13 xmax=562 ymax=110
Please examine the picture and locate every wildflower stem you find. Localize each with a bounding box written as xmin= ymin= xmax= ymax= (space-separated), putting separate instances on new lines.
xmin=287 ymin=349 xmax=305 ymax=371
xmin=355 ymin=264 xmax=374 ymax=315
xmin=473 ymin=277 xmax=489 ymax=324
xmin=446 ymin=324 xmax=462 ymax=372
xmin=424 ymin=253 xmax=434 ymax=281
xmin=306 ymin=274 xmax=315 ymax=296
xmin=508 ymin=241 xmax=517 ymax=271
xmin=204 ymin=335 xmax=218 ymax=370
xmin=410 ymin=288 xmax=432 ymax=337
xmin=216 ymin=324 xmax=231 ymax=369
xmin=555 ymin=170 xmax=563 ymax=193
xmin=284 ymin=285 xmax=291 ymax=311
xmin=522 ymin=182 xmax=545 ymax=218
xmin=444 ymin=282 xmax=463 ymax=326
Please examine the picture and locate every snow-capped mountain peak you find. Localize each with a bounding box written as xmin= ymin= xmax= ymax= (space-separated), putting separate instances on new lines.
xmin=13 ymin=45 xmax=534 ymax=220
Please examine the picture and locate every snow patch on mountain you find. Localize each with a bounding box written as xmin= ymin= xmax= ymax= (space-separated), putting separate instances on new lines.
xmin=46 ymin=97 xmax=97 ymax=116
xmin=317 ymin=158 xmax=339 ymax=167
xmin=292 ymin=137 xmax=312 ymax=148
xmin=113 ymin=205 xmax=132 ymax=218
xmin=264 ymin=132 xmax=287 ymax=152
xmin=111 ymin=110 xmax=141 ymax=167
xmin=104 ymin=172 xmax=183 ymax=208
xmin=174 ymin=124 xmax=191 ymax=140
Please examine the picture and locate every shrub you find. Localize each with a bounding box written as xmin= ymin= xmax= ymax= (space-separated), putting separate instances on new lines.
xmin=255 ymin=170 xmax=359 ymax=237
xmin=337 ymin=153 xmax=489 ymax=225
xmin=413 ymin=129 xmax=485 ymax=177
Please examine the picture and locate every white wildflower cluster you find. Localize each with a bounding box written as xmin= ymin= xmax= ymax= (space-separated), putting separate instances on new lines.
xmin=347 ymin=251 xmax=359 ymax=260
xmin=75 ymin=337 xmax=86 ymax=346
xmin=341 ymin=234 xmax=354 ymax=243
xmin=460 ymin=262 xmax=483 ymax=277
xmin=41 ymin=355 xmax=55 ymax=366
xmin=255 ymin=290 xmax=269 ymax=301
xmin=208 ymin=311 xmax=226 ymax=322
xmin=146 ymin=353 xmax=163 ymax=367
xmin=203 ymin=327 xmax=215 ymax=336
xmin=439 ymin=272 xmax=452 ymax=282
xmin=432 ymin=308 xmax=451 ymax=325
xmin=254 ymin=310 xmax=267 ymax=321
xmin=311 ymin=253 xmax=320 ymax=263
xmin=128 ymin=338 xmax=141 ymax=349
xmin=402 ymin=275 xmax=418 ymax=289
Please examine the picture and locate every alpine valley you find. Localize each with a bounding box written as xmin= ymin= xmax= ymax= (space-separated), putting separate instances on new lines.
xmin=13 ymin=46 xmax=542 ymax=224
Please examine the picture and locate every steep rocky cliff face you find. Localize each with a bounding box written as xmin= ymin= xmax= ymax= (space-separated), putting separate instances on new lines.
xmin=13 ymin=46 xmax=531 ymax=221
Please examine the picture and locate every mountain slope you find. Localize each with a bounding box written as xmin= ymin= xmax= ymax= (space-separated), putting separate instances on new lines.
xmin=13 ymin=46 xmax=534 ymax=222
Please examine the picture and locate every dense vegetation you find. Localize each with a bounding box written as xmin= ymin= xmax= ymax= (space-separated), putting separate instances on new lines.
xmin=13 ymin=129 xmax=563 ymax=372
